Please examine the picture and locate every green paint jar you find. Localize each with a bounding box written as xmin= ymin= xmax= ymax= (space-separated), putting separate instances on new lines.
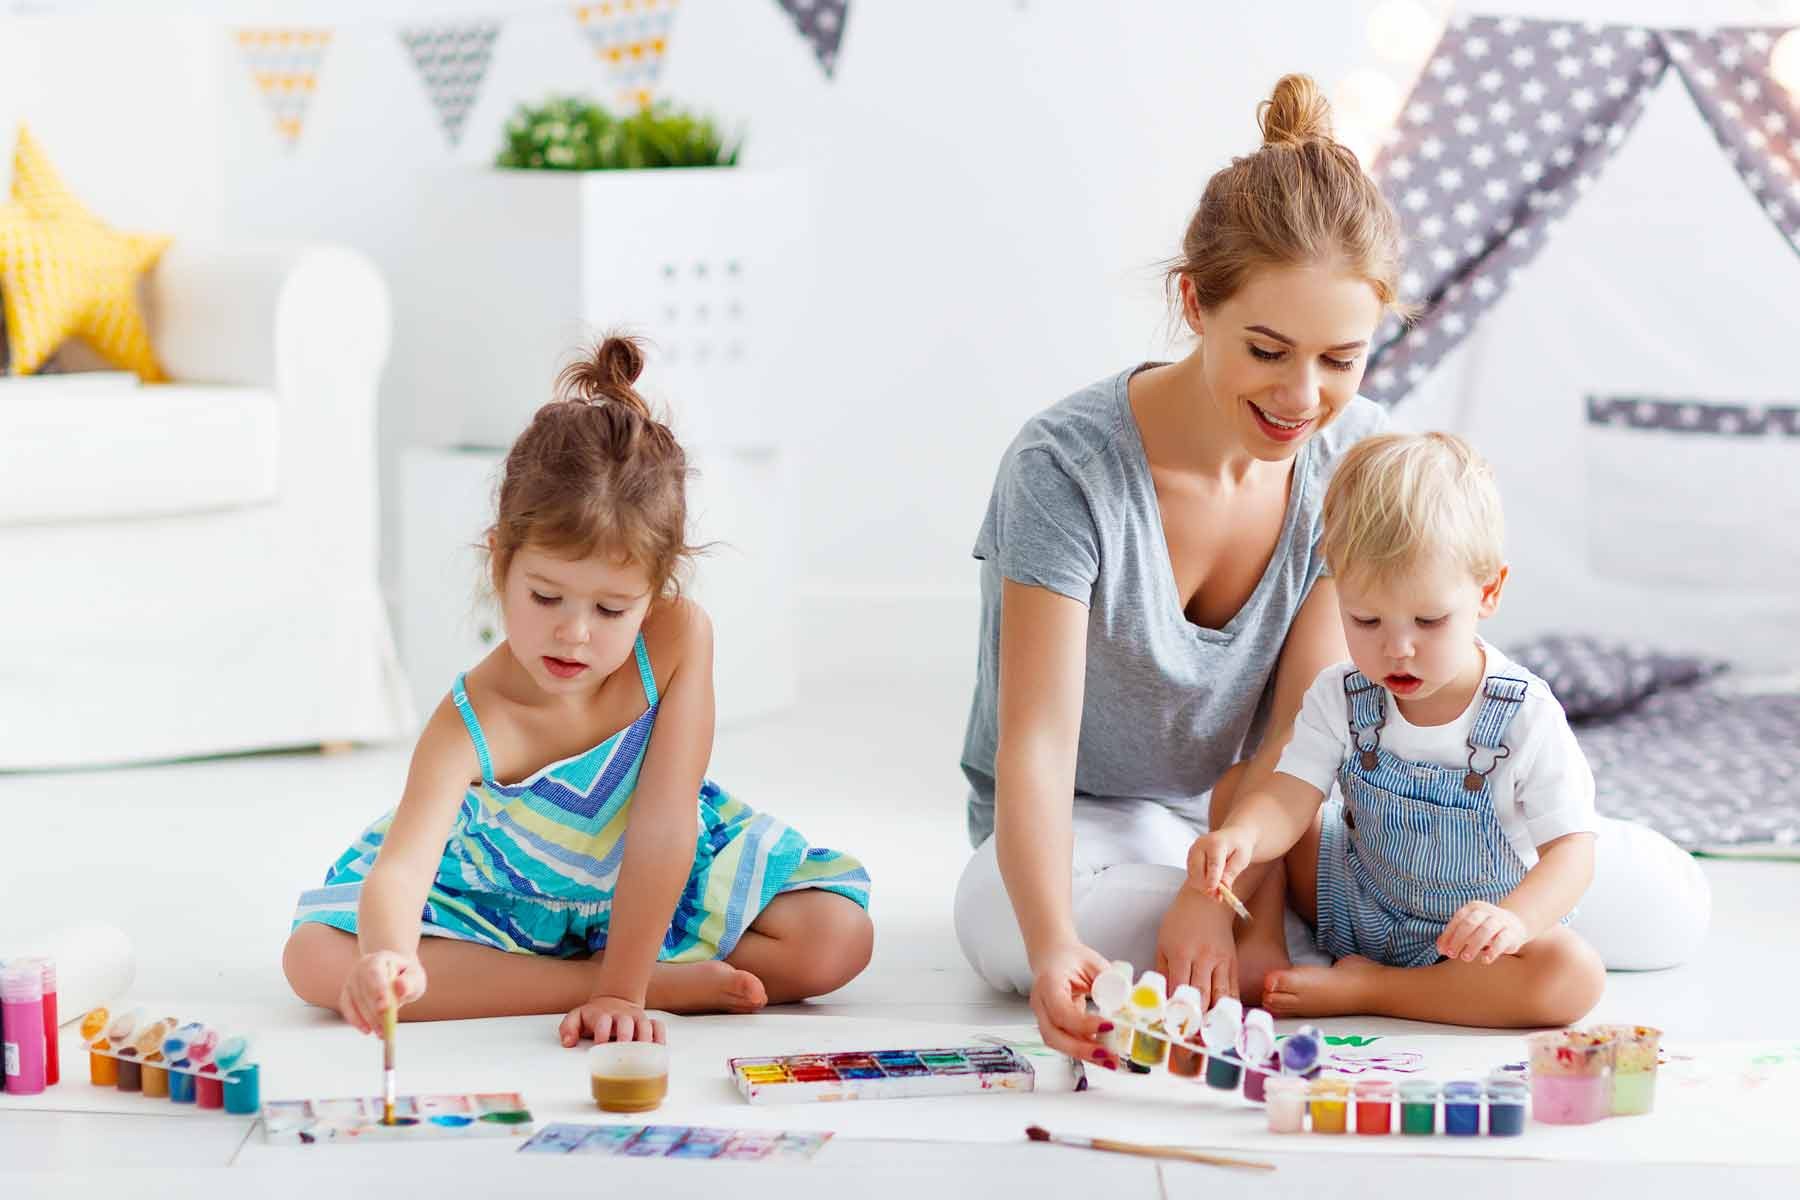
xmin=1399 ymin=1080 xmax=1439 ymax=1135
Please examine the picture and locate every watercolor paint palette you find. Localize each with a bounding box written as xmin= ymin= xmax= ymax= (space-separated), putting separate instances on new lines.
xmin=728 ymin=1045 xmax=1036 ymax=1104
xmin=521 ymin=1123 xmax=832 ymax=1160
xmin=260 ymin=1092 xmax=535 ymax=1144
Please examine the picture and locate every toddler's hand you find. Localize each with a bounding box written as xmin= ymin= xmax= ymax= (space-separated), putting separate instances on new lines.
xmin=338 ymin=950 xmax=426 ymax=1035
xmin=1437 ymin=902 xmax=1527 ymax=964
xmin=560 ymin=994 xmax=664 ymax=1047
xmin=1186 ymin=826 xmax=1257 ymax=897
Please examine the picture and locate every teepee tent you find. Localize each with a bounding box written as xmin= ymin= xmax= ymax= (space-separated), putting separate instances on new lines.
xmin=1364 ymin=16 xmax=1800 ymax=673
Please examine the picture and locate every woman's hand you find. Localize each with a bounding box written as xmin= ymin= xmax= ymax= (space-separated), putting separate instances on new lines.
xmin=1028 ymin=941 xmax=1117 ymax=1071
xmin=338 ymin=950 xmax=426 ymax=1035
xmin=1155 ymin=886 xmax=1238 ymax=1009
xmin=559 ymin=994 xmax=665 ymax=1046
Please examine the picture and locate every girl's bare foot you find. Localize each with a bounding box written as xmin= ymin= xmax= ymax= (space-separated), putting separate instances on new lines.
xmin=646 ymin=961 xmax=768 ymax=1014
xmin=1262 ymin=954 xmax=1382 ymax=1017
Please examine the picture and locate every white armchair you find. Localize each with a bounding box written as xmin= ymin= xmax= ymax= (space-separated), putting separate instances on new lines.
xmin=0 ymin=242 xmax=412 ymax=769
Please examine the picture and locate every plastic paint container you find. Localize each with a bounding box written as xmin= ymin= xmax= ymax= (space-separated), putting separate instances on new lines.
xmin=1200 ymin=997 xmax=1242 ymax=1090
xmin=28 ymin=959 xmax=57 ymax=1087
xmin=223 ymin=1065 xmax=261 ymax=1114
xmin=1126 ymin=972 xmax=1169 ymax=1072
xmin=1 ymin=961 xmax=46 ymax=1095
xmin=1163 ymin=985 xmax=1205 ymax=1078
xmin=1528 ymin=1030 xmax=1614 ymax=1125
xmin=1242 ymin=1053 xmax=1279 ymax=1103
xmin=1591 ymin=1024 xmax=1661 ymax=1116
xmin=80 ymin=1009 xmax=115 ymax=1086
xmin=1485 ymin=1076 xmax=1528 ymax=1136
xmin=195 ymin=1066 xmax=224 ymax=1109
xmin=588 ymin=1041 xmax=669 ymax=1113
xmin=1265 ymin=1075 xmax=1307 ymax=1133
xmin=1280 ymin=1025 xmax=1322 ymax=1077
xmin=1307 ymin=1076 xmax=1350 ymax=1134
xmin=1353 ymin=1078 xmax=1395 ymax=1134
xmin=1442 ymin=1080 xmax=1483 ymax=1136
xmin=141 ymin=1055 xmax=169 ymax=1098
xmin=168 ymin=1062 xmax=196 ymax=1103
xmin=1090 ymin=961 xmax=1135 ymax=1061
xmin=1399 ymin=1079 xmax=1439 ymax=1135
xmin=114 ymin=1052 xmax=142 ymax=1093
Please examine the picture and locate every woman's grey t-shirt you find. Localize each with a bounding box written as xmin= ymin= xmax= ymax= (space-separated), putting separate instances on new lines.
xmin=961 ymin=364 xmax=1388 ymax=846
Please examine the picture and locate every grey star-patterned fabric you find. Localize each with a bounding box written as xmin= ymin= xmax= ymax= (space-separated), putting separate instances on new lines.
xmin=776 ymin=0 xmax=849 ymax=78
xmin=1365 ymin=18 xmax=1800 ymax=408
xmin=1589 ymin=394 xmax=1800 ymax=438
xmin=1363 ymin=15 xmax=1671 ymax=406
xmin=399 ymin=23 xmax=502 ymax=148
xmin=1664 ymin=28 xmax=1800 ymax=251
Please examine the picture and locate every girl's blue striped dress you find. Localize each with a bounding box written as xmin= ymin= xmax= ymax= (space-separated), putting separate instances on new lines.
xmin=292 ymin=634 xmax=870 ymax=961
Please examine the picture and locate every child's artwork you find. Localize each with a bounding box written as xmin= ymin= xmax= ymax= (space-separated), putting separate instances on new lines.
xmin=260 ymin=1092 xmax=534 ymax=1144
xmin=521 ymin=1123 xmax=833 ymax=1161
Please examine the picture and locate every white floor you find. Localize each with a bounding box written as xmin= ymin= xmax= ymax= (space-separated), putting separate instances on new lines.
xmin=3 ymin=661 xmax=1797 ymax=1197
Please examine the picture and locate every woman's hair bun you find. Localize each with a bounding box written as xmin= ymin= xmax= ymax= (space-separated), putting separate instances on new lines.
xmin=1258 ymin=73 xmax=1334 ymax=148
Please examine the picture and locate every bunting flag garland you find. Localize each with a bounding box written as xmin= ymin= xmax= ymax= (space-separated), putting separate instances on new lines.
xmin=398 ymin=23 xmax=503 ymax=147
xmin=572 ymin=0 xmax=679 ymax=111
xmin=776 ymin=0 xmax=848 ymax=78
xmin=235 ymin=28 xmax=333 ymax=150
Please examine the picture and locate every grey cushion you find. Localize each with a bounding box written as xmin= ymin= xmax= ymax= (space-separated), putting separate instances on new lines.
xmin=1509 ymin=633 xmax=1726 ymax=722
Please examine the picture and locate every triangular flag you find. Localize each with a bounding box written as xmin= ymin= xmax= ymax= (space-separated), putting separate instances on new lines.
xmin=399 ymin=22 xmax=502 ymax=148
xmin=572 ymin=0 xmax=680 ymax=111
xmin=776 ymin=0 xmax=848 ymax=79
xmin=234 ymin=28 xmax=333 ymax=150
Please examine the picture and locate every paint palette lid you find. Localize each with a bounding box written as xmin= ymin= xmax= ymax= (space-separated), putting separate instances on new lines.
xmin=1090 ymin=960 xmax=1132 ymax=1013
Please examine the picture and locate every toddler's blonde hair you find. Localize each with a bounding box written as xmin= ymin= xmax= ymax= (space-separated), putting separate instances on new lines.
xmin=1320 ymin=431 xmax=1504 ymax=587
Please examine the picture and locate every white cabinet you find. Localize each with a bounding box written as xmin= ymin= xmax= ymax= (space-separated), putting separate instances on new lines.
xmin=400 ymin=444 xmax=795 ymax=728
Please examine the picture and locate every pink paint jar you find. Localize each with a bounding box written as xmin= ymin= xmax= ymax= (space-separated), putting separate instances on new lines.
xmin=1 ymin=961 xmax=46 ymax=1095
xmin=1527 ymin=1030 xmax=1615 ymax=1125
xmin=1264 ymin=1075 xmax=1306 ymax=1133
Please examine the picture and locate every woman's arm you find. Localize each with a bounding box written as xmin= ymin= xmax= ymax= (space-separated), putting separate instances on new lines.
xmin=592 ymin=600 xmax=715 ymax=1010
xmin=994 ymin=578 xmax=1089 ymax=965
xmin=357 ymin=701 xmax=482 ymax=957
xmin=1243 ymin=576 xmax=1348 ymax=793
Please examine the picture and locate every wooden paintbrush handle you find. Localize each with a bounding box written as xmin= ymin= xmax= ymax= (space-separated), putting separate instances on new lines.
xmin=1090 ymin=1137 xmax=1274 ymax=1172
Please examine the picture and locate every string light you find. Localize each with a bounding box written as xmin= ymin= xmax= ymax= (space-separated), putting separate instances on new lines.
xmin=1772 ymin=28 xmax=1800 ymax=95
xmin=1367 ymin=0 xmax=1443 ymax=65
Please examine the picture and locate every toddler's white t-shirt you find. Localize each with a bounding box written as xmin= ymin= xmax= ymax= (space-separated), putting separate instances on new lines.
xmin=1276 ymin=640 xmax=1599 ymax=869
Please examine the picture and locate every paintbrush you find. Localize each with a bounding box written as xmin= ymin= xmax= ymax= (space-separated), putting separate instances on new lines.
xmin=381 ymin=970 xmax=398 ymax=1126
xmin=1025 ymin=1125 xmax=1274 ymax=1172
xmin=1214 ymin=881 xmax=1252 ymax=922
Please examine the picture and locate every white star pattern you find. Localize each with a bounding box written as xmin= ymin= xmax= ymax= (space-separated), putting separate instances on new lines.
xmin=1365 ymin=17 xmax=1792 ymax=407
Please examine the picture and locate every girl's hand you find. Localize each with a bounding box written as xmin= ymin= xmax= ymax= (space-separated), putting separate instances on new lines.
xmin=1438 ymin=902 xmax=1528 ymax=964
xmin=338 ymin=950 xmax=426 ymax=1035
xmin=1028 ymin=941 xmax=1116 ymax=1071
xmin=1186 ymin=826 xmax=1258 ymax=896
xmin=560 ymin=994 xmax=665 ymax=1047
xmin=1156 ymin=886 xmax=1238 ymax=1011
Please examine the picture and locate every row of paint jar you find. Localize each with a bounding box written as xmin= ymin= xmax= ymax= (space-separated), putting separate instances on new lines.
xmin=1526 ymin=1025 xmax=1661 ymax=1125
xmin=1265 ymin=1074 xmax=1528 ymax=1137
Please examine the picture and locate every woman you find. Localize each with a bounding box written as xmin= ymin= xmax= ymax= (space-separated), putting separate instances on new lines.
xmin=951 ymin=74 xmax=1710 ymax=1066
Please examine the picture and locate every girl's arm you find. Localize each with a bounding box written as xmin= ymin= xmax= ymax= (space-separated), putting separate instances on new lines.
xmin=994 ymin=579 xmax=1110 ymax=1064
xmin=588 ymin=599 xmax=714 ymax=1010
xmin=357 ymin=700 xmax=482 ymax=957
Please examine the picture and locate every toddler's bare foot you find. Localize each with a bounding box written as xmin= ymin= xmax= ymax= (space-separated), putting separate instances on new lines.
xmin=1262 ymin=955 xmax=1382 ymax=1018
xmin=646 ymin=961 xmax=768 ymax=1014
xmin=1235 ymin=930 xmax=1292 ymax=1009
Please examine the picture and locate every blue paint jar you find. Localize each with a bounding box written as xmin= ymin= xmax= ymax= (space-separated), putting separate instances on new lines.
xmin=1443 ymin=1079 xmax=1482 ymax=1136
xmin=1485 ymin=1077 xmax=1527 ymax=1136
xmin=222 ymin=1064 xmax=261 ymax=1115
xmin=168 ymin=1061 xmax=196 ymax=1103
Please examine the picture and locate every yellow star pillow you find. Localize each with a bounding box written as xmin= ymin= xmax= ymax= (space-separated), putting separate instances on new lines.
xmin=0 ymin=126 xmax=170 ymax=379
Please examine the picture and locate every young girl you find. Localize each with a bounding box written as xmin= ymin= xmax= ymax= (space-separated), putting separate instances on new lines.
xmin=283 ymin=336 xmax=873 ymax=1045
xmin=1188 ymin=432 xmax=1605 ymax=1028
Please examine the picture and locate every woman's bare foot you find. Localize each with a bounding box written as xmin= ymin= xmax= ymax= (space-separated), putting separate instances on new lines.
xmin=1262 ymin=955 xmax=1383 ymax=1017
xmin=645 ymin=961 xmax=768 ymax=1014
xmin=1235 ymin=929 xmax=1292 ymax=1008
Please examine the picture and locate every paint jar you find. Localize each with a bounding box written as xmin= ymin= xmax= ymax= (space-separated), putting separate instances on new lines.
xmin=1090 ymin=961 xmax=1135 ymax=1061
xmin=168 ymin=1062 xmax=196 ymax=1103
xmin=1527 ymin=1030 xmax=1614 ymax=1125
xmin=588 ymin=1041 xmax=669 ymax=1114
xmin=1442 ymin=1080 xmax=1483 ymax=1136
xmin=26 ymin=959 xmax=57 ymax=1087
xmin=223 ymin=1065 xmax=262 ymax=1115
xmin=1264 ymin=1075 xmax=1307 ymax=1134
xmin=1166 ymin=1040 xmax=1205 ymax=1079
xmin=115 ymin=1051 xmax=143 ymax=1093
xmin=1485 ymin=1076 xmax=1527 ymax=1136
xmin=1590 ymin=1024 xmax=1661 ymax=1116
xmin=1202 ymin=1049 xmax=1242 ymax=1090
xmin=1306 ymin=1075 xmax=1350 ymax=1134
xmin=195 ymin=1066 xmax=225 ymax=1109
xmin=1353 ymin=1078 xmax=1395 ymax=1135
xmin=1 ymin=960 xmax=46 ymax=1095
xmin=1242 ymin=1052 xmax=1279 ymax=1103
xmin=141 ymin=1055 xmax=169 ymax=1098
xmin=1162 ymin=985 xmax=1204 ymax=1078
xmin=1126 ymin=971 xmax=1169 ymax=1072
xmin=1399 ymin=1080 xmax=1439 ymax=1135
xmin=1279 ymin=1025 xmax=1322 ymax=1078
xmin=87 ymin=1043 xmax=118 ymax=1087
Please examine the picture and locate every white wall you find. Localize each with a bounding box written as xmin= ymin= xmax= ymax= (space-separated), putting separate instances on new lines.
xmin=5 ymin=0 xmax=1796 ymax=675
